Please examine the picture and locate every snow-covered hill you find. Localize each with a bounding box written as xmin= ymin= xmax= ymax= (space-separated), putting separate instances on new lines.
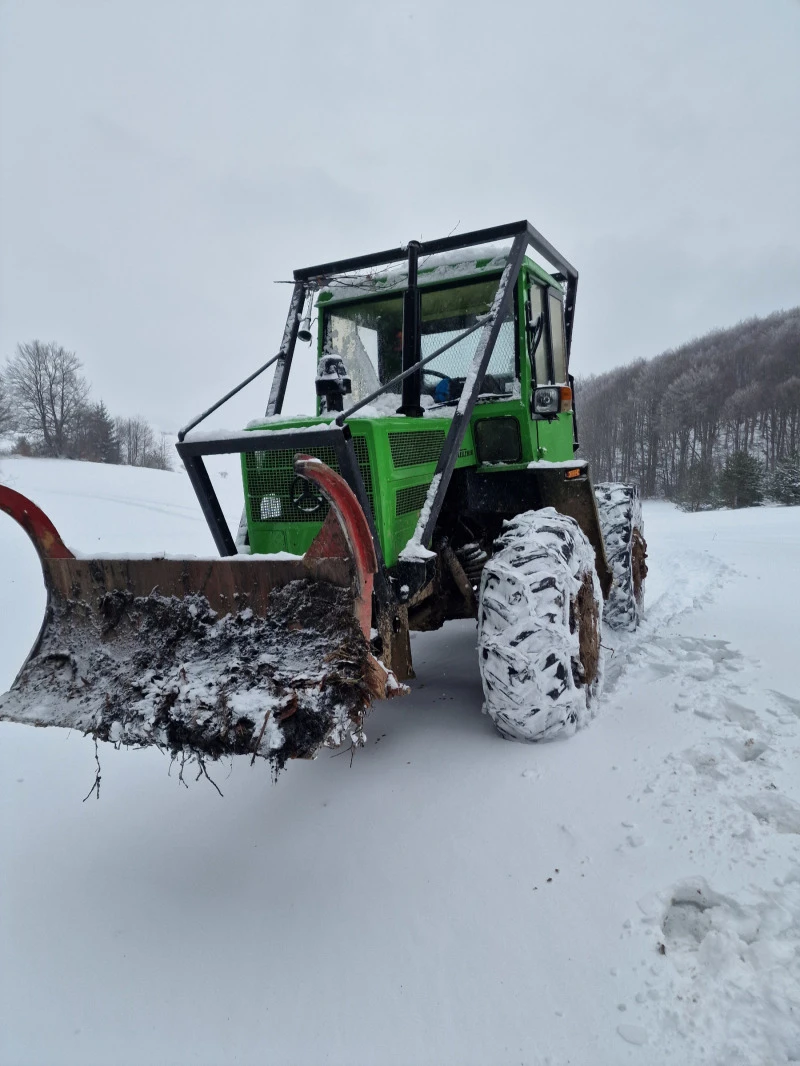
xmin=1 ymin=456 xmax=799 ymax=1066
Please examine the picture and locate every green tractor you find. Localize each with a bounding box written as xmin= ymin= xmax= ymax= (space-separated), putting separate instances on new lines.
xmin=0 ymin=221 xmax=646 ymax=770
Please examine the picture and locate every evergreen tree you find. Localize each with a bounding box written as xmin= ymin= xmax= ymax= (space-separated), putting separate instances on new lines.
xmin=772 ymin=453 xmax=800 ymax=505
xmin=71 ymin=402 xmax=120 ymax=463
xmin=717 ymin=451 xmax=764 ymax=509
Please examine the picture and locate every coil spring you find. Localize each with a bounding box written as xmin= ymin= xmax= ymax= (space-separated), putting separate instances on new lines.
xmin=456 ymin=542 xmax=489 ymax=589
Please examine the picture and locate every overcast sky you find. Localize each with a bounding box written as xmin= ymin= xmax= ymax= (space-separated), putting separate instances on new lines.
xmin=1 ymin=0 xmax=798 ymax=432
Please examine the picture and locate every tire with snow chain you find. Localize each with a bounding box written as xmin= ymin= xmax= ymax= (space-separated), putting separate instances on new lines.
xmin=594 ymin=482 xmax=647 ymax=631
xmin=477 ymin=508 xmax=603 ymax=742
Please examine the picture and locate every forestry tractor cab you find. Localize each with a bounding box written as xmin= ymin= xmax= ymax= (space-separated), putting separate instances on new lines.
xmin=0 ymin=221 xmax=647 ymax=771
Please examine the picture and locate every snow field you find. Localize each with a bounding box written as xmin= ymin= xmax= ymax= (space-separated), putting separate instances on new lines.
xmin=1 ymin=457 xmax=799 ymax=1065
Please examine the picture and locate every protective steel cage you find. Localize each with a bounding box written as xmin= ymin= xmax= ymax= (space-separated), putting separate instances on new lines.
xmin=176 ymin=220 xmax=579 ymax=604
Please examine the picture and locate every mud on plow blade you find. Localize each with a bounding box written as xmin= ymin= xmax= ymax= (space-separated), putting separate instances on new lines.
xmin=0 ymin=457 xmax=399 ymax=773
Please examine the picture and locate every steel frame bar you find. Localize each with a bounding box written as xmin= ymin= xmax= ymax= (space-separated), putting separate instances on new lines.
xmin=266 ymin=279 xmax=307 ymax=416
xmin=397 ymin=241 xmax=423 ymax=417
xmin=417 ymin=230 xmax=530 ymax=547
xmin=294 ymin=220 xmax=577 ymax=360
xmin=293 ymin=219 xmax=575 ymax=281
xmin=177 ymin=352 xmax=283 ymax=442
xmin=177 ymin=281 xmax=308 ymax=441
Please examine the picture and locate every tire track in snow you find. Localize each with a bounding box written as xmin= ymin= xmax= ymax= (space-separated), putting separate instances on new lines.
xmin=599 ymin=543 xmax=800 ymax=1064
xmin=602 ymin=547 xmax=734 ymax=696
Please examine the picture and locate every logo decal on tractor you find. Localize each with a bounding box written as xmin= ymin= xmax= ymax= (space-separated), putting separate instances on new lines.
xmin=291 ymin=476 xmax=324 ymax=513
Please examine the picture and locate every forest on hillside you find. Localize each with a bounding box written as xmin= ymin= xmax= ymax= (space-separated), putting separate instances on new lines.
xmin=575 ymin=307 xmax=800 ymax=508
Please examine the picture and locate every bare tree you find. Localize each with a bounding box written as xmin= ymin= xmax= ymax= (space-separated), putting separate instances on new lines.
xmin=0 ymin=370 xmax=14 ymax=438
xmin=5 ymin=341 xmax=90 ymax=456
xmin=148 ymin=431 xmax=173 ymax=471
xmin=114 ymin=416 xmax=170 ymax=469
xmin=115 ymin=415 xmax=155 ymax=466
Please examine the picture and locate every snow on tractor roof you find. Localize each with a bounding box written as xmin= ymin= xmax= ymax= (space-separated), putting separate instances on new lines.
xmin=316 ymin=244 xmax=562 ymax=307
xmin=315 ymin=242 xmax=515 ymax=305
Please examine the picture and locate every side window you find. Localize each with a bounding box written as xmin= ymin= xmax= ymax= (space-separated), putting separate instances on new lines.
xmin=527 ymin=284 xmax=550 ymax=385
xmin=324 ymin=313 xmax=381 ymax=403
xmin=548 ymin=292 xmax=567 ymax=384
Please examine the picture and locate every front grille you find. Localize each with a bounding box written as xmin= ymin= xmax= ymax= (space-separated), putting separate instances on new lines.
xmin=245 ymin=436 xmax=372 ymax=524
xmin=389 ymin=430 xmax=446 ymax=468
xmin=396 ymin=482 xmax=432 ymax=517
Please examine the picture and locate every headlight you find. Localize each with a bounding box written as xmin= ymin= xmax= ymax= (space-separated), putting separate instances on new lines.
xmin=533 ymin=387 xmax=560 ymax=415
xmin=260 ymin=494 xmax=282 ymax=520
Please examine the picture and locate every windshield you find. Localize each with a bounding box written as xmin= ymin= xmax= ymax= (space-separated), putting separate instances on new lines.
xmin=321 ymin=276 xmax=517 ymax=412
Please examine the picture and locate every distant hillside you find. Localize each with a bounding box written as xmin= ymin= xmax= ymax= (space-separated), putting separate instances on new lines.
xmin=575 ymin=307 xmax=800 ymax=504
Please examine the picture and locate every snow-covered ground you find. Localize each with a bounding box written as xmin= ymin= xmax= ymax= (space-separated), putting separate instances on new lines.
xmin=1 ymin=456 xmax=799 ymax=1066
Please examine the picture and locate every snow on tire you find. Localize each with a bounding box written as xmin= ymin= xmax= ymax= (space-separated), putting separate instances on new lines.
xmin=594 ymin=482 xmax=647 ymax=631
xmin=477 ymin=508 xmax=603 ymax=742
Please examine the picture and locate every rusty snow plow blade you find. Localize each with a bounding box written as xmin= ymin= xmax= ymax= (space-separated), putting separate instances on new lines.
xmin=0 ymin=458 xmax=398 ymax=772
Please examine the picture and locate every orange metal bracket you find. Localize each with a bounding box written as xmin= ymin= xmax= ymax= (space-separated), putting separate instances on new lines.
xmin=294 ymin=455 xmax=377 ymax=639
xmin=0 ymin=485 xmax=74 ymax=562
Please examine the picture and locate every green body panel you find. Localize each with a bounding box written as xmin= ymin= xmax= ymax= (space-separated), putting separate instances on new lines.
xmin=242 ymin=415 xmax=476 ymax=566
xmin=242 ymin=256 xmax=576 ymax=565
xmin=533 ymin=410 xmax=575 ymax=462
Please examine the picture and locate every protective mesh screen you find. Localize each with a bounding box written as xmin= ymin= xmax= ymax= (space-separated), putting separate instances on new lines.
xmin=245 ymin=437 xmax=372 ymax=524
xmin=388 ymin=430 xmax=446 ymax=468
xmin=421 ymin=318 xmax=516 ymax=397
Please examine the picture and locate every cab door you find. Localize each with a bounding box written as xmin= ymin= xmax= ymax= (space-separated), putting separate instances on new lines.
xmin=526 ymin=281 xmax=574 ymax=461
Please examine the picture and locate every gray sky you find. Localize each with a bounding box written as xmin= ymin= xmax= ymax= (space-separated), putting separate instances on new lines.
xmin=2 ymin=0 xmax=798 ymax=432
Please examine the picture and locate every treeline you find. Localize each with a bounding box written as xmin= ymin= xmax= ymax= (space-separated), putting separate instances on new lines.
xmin=0 ymin=341 xmax=171 ymax=469
xmin=576 ymin=307 xmax=800 ymax=509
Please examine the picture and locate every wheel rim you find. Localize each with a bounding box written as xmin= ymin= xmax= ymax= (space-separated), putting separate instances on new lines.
xmin=631 ymin=528 xmax=648 ymax=607
xmin=571 ymin=573 xmax=600 ymax=688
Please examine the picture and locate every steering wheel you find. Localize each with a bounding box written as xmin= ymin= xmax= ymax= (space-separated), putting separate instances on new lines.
xmin=481 ymin=374 xmax=503 ymax=394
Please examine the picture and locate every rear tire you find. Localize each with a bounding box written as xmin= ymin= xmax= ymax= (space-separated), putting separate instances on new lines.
xmin=594 ymin=483 xmax=647 ymax=631
xmin=477 ymin=508 xmax=603 ymax=742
